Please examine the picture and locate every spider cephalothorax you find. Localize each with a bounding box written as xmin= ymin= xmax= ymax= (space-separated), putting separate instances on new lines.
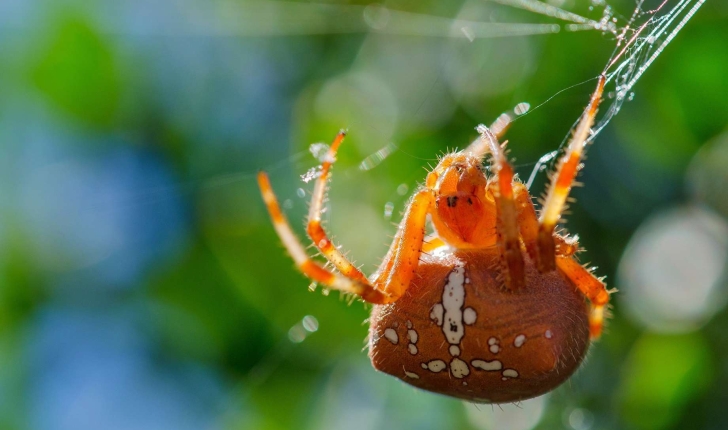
xmin=258 ymin=75 xmax=611 ymax=403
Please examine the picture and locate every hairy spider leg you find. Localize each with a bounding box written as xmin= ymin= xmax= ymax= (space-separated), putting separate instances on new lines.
xmin=511 ymin=179 xmax=611 ymax=339
xmin=370 ymin=190 xmax=434 ymax=298
xmin=488 ymin=76 xmax=610 ymax=338
xmin=513 ymin=183 xmax=580 ymax=265
xmin=258 ymin=172 xmax=388 ymax=302
xmin=421 ymin=234 xmax=446 ymax=253
xmin=538 ymin=75 xmax=605 ymax=271
xmin=556 ymin=257 xmax=610 ymax=339
xmin=258 ymin=133 xmax=435 ymax=304
xmin=464 ymin=110 xmax=515 ymax=159
xmin=305 ymin=130 xmax=435 ymax=300
xmin=477 ymin=125 xmax=525 ymax=291
xmin=513 ymin=182 xmax=540 ymax=264
xmin=306 ymin=131 xmax=369 ymax=284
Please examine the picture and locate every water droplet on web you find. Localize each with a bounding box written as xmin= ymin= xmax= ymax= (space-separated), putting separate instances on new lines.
xmin=514 ymin=102 xmax=531 ymax=116
xmin=397 ymin=183 xmax=409 ymax=196
xmin=384 ymin=202 xmax=394 ymax=219
xmin=359 ymin=142 xmax=396 ymax=171
xmin=287 ymin=315 xmax=319 ymax=343
xmin=296 ymin=188 xmax=306 ymax=198
xmin=288 ymin=326 xmax=306 ymax=343
xmin=302 ymin=315 xmax=319 ymax=332
xmin=628 ymin=92 xmax=635 ymax=101
xmin=283 ymin=199 xmax=293 ymax=209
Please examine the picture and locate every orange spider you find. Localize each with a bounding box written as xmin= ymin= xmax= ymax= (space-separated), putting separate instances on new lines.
xmin=257 ymin=75 xmax=611 ymax=403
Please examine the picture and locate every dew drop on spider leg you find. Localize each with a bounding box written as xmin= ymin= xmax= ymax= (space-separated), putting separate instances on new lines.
xmin=300 ymin=167 xmax=321 ymax=183
xmin=308 ymin=142 xmax=330 ymax=162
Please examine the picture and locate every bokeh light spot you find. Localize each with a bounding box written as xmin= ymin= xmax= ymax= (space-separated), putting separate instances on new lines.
xmin=618 ymin=205 xmax=728 ymax=333
xmin=465 ymin=394 xmax=547 ymax=430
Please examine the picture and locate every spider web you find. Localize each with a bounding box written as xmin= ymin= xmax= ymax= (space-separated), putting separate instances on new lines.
xmin=318 ymin=0 xmax=704 ymax=179
xmin=595 ymin=0 xmax=706 ymax=137
xmin=486 ymin=0 xmax=707 ymax=186
xmin=60 ymin=0 xmax=704 ymax=187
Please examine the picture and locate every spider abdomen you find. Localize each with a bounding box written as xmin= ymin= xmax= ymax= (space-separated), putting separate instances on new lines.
xmin=368 ymin=247 xmax=590 ymax=403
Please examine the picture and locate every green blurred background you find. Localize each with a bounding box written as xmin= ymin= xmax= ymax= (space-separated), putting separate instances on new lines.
xmin=1 ymin=0 xmax=727 ymax=429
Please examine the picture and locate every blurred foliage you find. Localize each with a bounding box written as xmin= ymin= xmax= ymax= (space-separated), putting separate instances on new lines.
xmin=0 ymin=0 xmax=727 ymax=429
xmin=32 ymin=17 xmax=121 ymax=127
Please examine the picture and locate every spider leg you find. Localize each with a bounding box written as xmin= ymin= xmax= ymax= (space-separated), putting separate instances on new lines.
xmin=374 ymin=214 xmax=443 ymax=293
xmin=465 ymin=110 xmax=514 ymax=159
xmin=422 ymin=233 xmax=447 ymax=253
xmin=514 ymin=183 xmax=609 ymax=339
xmin=538 ymin=75 xmax=605 ymax=271
xmin=478 ymin=125 xmax=525 ymax=290
xmin=370 ymin=190 xmax=434 ymax=299
xmin=513 ymin=183 xmax=579 ymax=270
xmin=305 ymin=130 xmax=435 ymax=301
xmin=512 ymin=176 xmax=608 ymax=338
xmin=556 ymin=256 xmax=611 ymax=339
xmin=306 ymin=131 xmax=370 ymax=284
xmin=257 ymin=172 xmax=389 ymax=304
xmin=512 ymin=182 xmax=541 ymax=267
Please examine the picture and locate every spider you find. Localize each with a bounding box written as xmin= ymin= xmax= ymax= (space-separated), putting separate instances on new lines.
xmin=257 ymin=75 xmax=612 ymax=403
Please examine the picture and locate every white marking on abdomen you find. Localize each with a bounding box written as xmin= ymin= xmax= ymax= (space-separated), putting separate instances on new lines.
xmin=471 ymin=359 xmax=502 ymax=371
xmin=502 ymin=369 xmax=519 ymax=378
xmin=404 ymin=370 xmax=419 ymax=379
xmin=441 ymin=266 xmax=466 ymax=345
xmin=488 ymin=337 xmax=500 ymax=354
xmin=384 ymin=328 xmax=399 ymax=344
xmin=408 ymin=329 xmax=418 ymax=344
xmin=430 ymin=304 xmax=443 ymax=326
xmin=463 ymin=307 xmax=477 ymax=325
xmin=408 ymin=344 xmax=418 ymax=355
xmin=449 ymin=345 xmax=460 ymax=356
xmin=422 ymin=360 xmax=447 ymax=372
xmin=450 ymin=358 xmax=470 ymax=378
xmin=514 ymin=334 xmax=526 ymax=348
